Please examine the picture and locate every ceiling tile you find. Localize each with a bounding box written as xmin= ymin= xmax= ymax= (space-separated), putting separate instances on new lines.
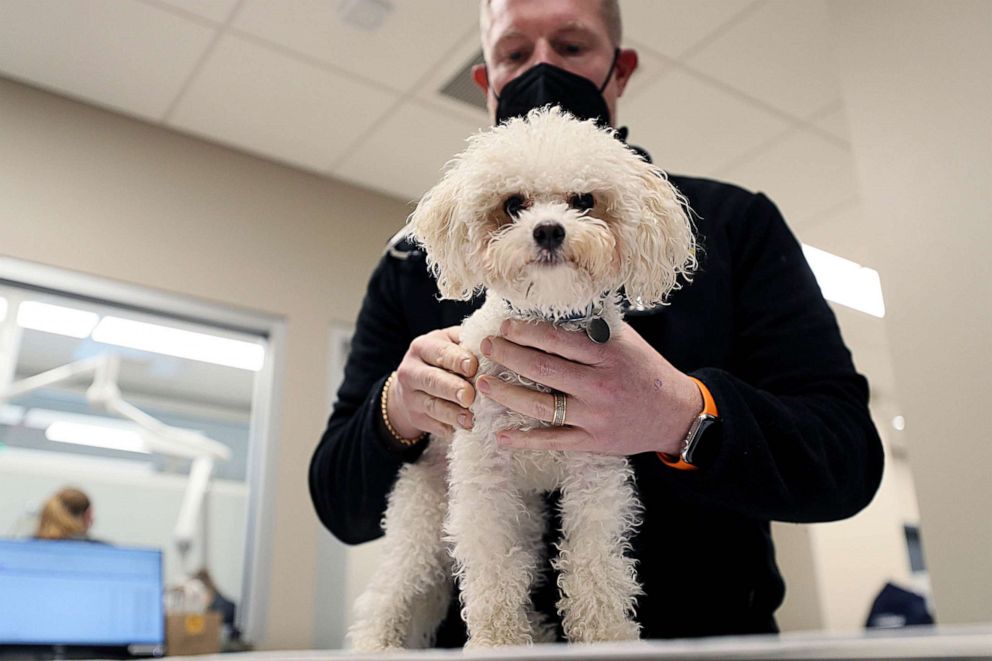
xmin=168 ymin=33 xmax=398 ymax=173
xmin=232 ymin=0 xmax=479 ymax=94
xmin=810 ymin=104 xmax=851 ymax=144
xmin=685 ymin=0 xmax=841 ymax=119
xmin=151 ymin=0 xmax=240 ymax=24
xmin=612 ymin=41 xmax=675 ymax=107
xmin=720 ymin=128 xmax=860 ymax=228
xmin=621 ymin=68 xmax=790 ymax=176
xmin=412 ymin=30 xmax=489 ymax=125
xmin=0 ymin=0 xmax=216 ymax=121
xmin=620 ymin=0 xmax=756 ymax=59
xmin=794 ymin=200 xmax=877 ymax=267
xmin=333 ymin=100 xmax=484 ymax=202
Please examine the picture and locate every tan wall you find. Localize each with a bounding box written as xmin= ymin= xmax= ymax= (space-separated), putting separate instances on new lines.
xmin=0 ymin=77 xmax=410 ymax=649
xmin=829 ymin=0 xmax=992 ymax=625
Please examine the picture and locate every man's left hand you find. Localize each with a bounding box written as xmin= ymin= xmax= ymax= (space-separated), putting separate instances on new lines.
xmin=477 ymin=319 xmax=704 ymax=456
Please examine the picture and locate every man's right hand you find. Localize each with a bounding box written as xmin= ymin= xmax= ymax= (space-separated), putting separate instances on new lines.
xmin=386 ymin=326 xmax=478 ymax=439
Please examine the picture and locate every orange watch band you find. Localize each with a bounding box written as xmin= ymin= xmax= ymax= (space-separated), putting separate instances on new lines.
xmin=658 ymin=376 xmax=718 ymax=471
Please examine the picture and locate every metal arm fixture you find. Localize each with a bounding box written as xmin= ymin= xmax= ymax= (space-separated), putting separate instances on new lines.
xmin=0 ymin=353 xmax=230 ymax=562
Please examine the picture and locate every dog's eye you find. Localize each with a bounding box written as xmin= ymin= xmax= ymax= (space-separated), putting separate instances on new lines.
xmin=503 ymin=195 xmax=526 ymax=218
xmin=568 ymin=193 xmax=595 ymax=212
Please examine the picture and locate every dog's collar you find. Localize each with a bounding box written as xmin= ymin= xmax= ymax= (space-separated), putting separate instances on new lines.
xmin=504 ymin=293 xmax=615 ymax=344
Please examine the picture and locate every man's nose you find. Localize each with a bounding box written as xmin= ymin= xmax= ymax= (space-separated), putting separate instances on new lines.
xmin=530 ymin=41 xmax=565 ymax=69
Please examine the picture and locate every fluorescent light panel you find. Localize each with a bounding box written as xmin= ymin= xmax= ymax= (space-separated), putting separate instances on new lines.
xmin=45 ymin=421 xmax=150 ymax=454
xmin=0 ymin=297 xmax=7 ymax=323
xmin=17 ymin=301 xmax=99 ymax=337
xmin=92 ymin=316 xmax=265 ymax=371
xmin=802 ymin=245 xmax=886 ymax=318
xmin=24 ymin=408 xmax=136 ymax=431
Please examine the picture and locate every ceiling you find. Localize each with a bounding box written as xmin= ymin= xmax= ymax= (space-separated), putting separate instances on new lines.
xmin=0 ymin=0 xmax=860 ymax=232
xmin=0 ymin=0 xmax=899 ymax=412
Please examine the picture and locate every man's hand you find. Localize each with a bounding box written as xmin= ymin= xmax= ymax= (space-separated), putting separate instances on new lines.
xmin=387 ymin=326 xmax=478 ymax=439
xmin=476 ymin=319 xmax=703 ymax=456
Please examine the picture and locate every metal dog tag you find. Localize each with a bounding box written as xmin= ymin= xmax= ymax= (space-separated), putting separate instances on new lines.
xmin=586 ymin=317 xmax=611 ymax=344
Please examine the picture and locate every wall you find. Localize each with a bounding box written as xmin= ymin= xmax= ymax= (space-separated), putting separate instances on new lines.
xmin=829 ymin=0 xmax=992 ymax=625
xmin=0 ymin=77 xmax=410 ymax=649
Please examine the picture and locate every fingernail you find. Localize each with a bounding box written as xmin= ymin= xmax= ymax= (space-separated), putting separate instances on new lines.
xmin=458 ymin=414 xmax=472 ymax=430
xmin=480 ymin=337 xmax=492 ymax=356
xmin=456 ymin=388 xmax=467 ymax=405
xmin=461 ymin=357 xmax=473 ymax=374
xmin=497 ymin=433 xmax=510 ymax=445
xmin=476 ymin=378 xmax=490 ymax=394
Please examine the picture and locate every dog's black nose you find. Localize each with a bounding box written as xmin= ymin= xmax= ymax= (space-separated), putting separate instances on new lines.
xmin=533 ymin=222 xmax=565 ymax=250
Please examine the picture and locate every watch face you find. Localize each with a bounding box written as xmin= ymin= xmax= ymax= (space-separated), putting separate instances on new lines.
xmin=683 ymin=415 xmax=722 ymax=468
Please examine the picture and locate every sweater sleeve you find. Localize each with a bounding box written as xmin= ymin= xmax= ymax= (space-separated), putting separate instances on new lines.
xmin=308 ymin=253 xmax=428 ymax=545
xmin=657 ymin=192 xmax=884 ymax=523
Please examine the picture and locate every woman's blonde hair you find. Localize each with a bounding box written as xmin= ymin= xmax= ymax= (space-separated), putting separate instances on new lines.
xmin=34 ymin=487 xmax=91 ymax=540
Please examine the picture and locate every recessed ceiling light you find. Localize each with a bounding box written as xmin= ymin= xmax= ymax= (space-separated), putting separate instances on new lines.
xmin=802 ymin=245 xmax=886 ymax=318
xmin=892 ymin=415 xmax=906 ymax=431
xmin=92 ymin=316 xmax=265 ymax=371
xmin=17 ymin=301 xmax=99 ymax=338
xmin=45 ymin=421 xmax=150 ymax=454
xmin=24 ymin=408 xmax=138 ymax=431
xmin=338 ymin=0 xmax=393 ymax=31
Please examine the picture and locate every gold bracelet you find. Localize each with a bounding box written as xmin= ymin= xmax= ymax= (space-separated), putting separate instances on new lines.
xmin=381 ymin=371 xmax=427 ymax=447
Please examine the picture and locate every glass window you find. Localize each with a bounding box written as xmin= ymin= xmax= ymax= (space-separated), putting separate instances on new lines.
xmin=0 ymin=277 xmax=273 ymax=639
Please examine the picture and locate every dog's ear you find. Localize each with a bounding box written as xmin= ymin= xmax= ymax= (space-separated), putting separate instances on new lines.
xmin=622 ymin=165 xmax=697 ymax=306
xmin=407 ymin=172 xmax=477 ymax=300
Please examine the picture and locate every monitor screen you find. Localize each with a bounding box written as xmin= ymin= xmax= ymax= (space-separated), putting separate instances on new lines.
xmin=0 ymin=538 xmax=164 ymax=648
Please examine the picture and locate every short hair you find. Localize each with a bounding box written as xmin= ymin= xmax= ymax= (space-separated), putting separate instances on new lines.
xmin=480 ymin=0 xmax=622 ymax=50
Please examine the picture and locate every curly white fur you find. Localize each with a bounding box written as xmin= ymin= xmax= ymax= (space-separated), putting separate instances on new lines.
xmin=349 ymin=107 xmax=696 ymax=651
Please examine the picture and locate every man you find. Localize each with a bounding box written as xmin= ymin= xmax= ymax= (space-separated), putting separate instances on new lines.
xmin=310 ymin=0 xmax=883 ymax=644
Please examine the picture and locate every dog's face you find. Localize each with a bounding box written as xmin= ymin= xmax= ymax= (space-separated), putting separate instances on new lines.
xmin=409 ymin=107 xmax=695 ymax=316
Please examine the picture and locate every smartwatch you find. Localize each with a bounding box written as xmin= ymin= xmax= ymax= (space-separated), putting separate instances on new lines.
xmin=658 ymin=376 xmax=722 ymax=471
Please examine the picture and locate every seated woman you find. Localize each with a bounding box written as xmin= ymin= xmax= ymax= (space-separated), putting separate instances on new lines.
xmin=34 ymin=486 xmax=95 ymax=541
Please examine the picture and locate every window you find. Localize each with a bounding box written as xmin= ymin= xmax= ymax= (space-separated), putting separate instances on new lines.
xmin=0 ymin=259 xmax=282 ymax=643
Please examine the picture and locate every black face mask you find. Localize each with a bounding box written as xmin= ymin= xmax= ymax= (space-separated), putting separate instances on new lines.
xmin=492 ymin=49 xmax=619 ymax=127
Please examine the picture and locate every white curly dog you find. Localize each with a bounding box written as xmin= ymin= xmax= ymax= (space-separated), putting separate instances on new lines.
xmin=350 ymin=107 xmax=696 ymax=650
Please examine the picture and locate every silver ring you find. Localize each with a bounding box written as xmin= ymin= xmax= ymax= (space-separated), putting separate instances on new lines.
xmin=551 ymin=392 xmax=567 ymax=427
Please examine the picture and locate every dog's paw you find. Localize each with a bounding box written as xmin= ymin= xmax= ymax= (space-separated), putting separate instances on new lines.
xmin=565 ymin=618 xmax=641 ymax=643
xmin=464 ymin=632 xmax=534 ymax=649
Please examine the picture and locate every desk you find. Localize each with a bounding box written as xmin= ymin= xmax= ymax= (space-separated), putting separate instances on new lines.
xmin=164 ymin=626 xmax=991 ymax=660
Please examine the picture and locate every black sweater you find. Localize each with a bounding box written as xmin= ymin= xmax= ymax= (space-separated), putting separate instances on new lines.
xmin=309 ymin=173 xmax=884 ymax=642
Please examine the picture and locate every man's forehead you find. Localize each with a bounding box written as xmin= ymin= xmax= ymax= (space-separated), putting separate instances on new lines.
xmin=484 ymin=0 xmax=608 ymax=44
xmin=494 ymin=21 xmax=597 ymax=45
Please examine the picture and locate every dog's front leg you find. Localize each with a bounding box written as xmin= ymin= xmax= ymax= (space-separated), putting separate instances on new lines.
xmin=554 ymin=454 xmax=642 ymax=642
xmin=349 ymin=440 xmax=452 ymax=651
xmin=446 ymin=431 xmax=542 ymax=647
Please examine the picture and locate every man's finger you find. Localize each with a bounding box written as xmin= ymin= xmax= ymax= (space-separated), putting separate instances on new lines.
xmin=477 ymin=376 xmax=584 ymax=428
xmin=500 ymin=319 xmax=607 ymax=365
xmin=481 ymin=336 xmax=586 ymax=395
xmin=418 ymin=330 xmax=477 ymax=377
xmin=413 ymin=415 xmax=455 ymax=440
xmin=409 ymin=389 xmax=473 ymax=430
xmin=396 ymin=363 xmax=474 ymax=408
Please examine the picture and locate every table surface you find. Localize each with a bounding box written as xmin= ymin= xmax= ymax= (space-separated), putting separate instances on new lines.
xmin=161 ymin=625 xmax=992 ymax=660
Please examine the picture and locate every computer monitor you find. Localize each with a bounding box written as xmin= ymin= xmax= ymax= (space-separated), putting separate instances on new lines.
xmin=0 ymin=538 xmax=164 ymax=658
